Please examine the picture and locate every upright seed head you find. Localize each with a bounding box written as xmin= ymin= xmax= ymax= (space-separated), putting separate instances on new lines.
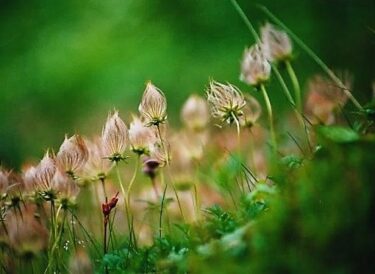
xmin=138 ymin=82 xmax=167 ymax=126
xmin=240 ymin=44 xmax=271 ymax=87
xmin=240 ymin=95 xmax=262 ymax=128
xmin=56 ymin=134 xmax=88 ymax=177
xmin=23 ymin=166 xmax=37 ymax=192
xmin=206 ymin=81 xmax=246 ymax=124
xmin=102 ymin=110 xmax=128 ymax=162
xmin=261 ymin=23 xmax=293 ymax=62
xmin=52 ymin=169 xmax=79 ymax=204
xmin=181 ymin=94 xmax=210 ymax=131
xmin=84 ymin=137 xmax=113 ymax=181
xmin=128 ymin=115 xmax=158 ymax=155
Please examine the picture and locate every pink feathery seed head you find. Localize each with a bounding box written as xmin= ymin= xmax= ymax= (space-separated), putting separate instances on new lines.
xmin=261 ymin=22 xmax=293 ymax=62
xmin=7 ymin=204 xmax=48 ymax=256
xmin=52 ymin=169 xmax=79 ymax=201
xmin=34 ymin=150 xmax=56 ymax=193
xmin=240 ymin=94 xmax=262 ymax=128
xmin=83 ymin=137 xmax=113 ymax=180
xmin=102 ymin=110 xmax=128 ymax=162
xmin=138 ymin=81 xmax=167 ymax=126
xmin=240 ymin=44 xmax=271 ymax=87
xmin=181 ymin=94 xmax=210 ymax=131
xmin=128 ymin=115 xmax=158 ymax=155
xmin=56 ymin=134 xmax=89 ymax=177
xmin=206 ymin=80 xmax=246 ymax=125
xmin=0 ymin=167 xmax=9 ymax=195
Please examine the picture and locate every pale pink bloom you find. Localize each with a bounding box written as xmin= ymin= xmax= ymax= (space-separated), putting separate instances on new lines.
xmin=240 ymin=95 xmax=262 ymax=128
xmin=139 ymin=82 xmax=167 ymax=126
xmin=34 ymin=151 xmax=56 ymax=192
xmin=128 ymin=115 xmax=157 ymax=155
xmin=181 ymin=94 xmax=210 ymax=131
xmin=261 ymin=23 xmax=292 ymax=62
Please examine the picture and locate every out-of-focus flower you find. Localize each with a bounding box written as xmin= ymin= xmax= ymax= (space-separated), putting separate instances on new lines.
xmin=83 ymin=137 xmax=113 ymax=182
xmin=181 ymin=94 xmax=210 ymax=131
xmin=69 ymin=248 xmax=93 ymax=274
xmin=0 ymin=168 xmax=9 ymax=196
xmin=261 ymin=23 xmax=292 ymax=62
xmin=240 ymin=95 xmax=262 ymax=128
xmin=52 ymin=169 xmax=79 ymax=205
xmin=102 ymin=111 xmax=128 ymax=162
xmin=139 ymin=82 xmax=167 ymax=126
xmin=240 ymin=44 xmax=271 ymax=86
xmin=142 ymin=142 xmax=168 ymax=179
xmin=305 ymin=73 xmax=351 ymax=124
xmin=7 ymin=205 xmax=48 ymax=257
xmin=56 ymin=135 xmax=88 ymax=177
xmin=206 ymin=81 xmax=246 ymax=125
xmin=23 ymin=166 xmax=37 ymax=192
xmin=34 ymin=151 xmax=56 ymax=194
xmin=128 ymin=115 xmax=157 ymax=155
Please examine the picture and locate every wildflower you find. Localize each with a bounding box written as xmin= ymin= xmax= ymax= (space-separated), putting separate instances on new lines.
xmin=305 ymin=73 xmax=351 ymax=124
xmin=0 ymin=168 xmax=9 ymax=196
xmin=240 ymin=95 xmax=262 ymax=128
xmin=23 ymin=166 xmax=37 ymax=192
xmin=52 ymin=169 xmax=79 ymax=207
xmin=261 ymin=23 xmax=292 ymax=62
xmin=69 ymin=248 xmax=93 ymax=274
xmin=102 ymin=111 xmax=128 ymax=162
xmin=138 ymin=82 xmax=167 ymax=126
xmin=142 ymin=157 xmax=160 ymax=179
xmin=34 ymin=151 xmax=57 ymax=199
xmin=240 ymin=44 xmax=271 ymax=87
xmin=128 ymin=115 xmax=157 ymax=155
xmin=83 ymin=137 xmax=113 ymax=182
xmin=7 ymin=205 xmax=48 ymax=257
xmin=56 ymin=134 xmax=88 ymax=178
xmin=181 ymin=94 xmax=210 ymax=131
xmin=206 ymin=81 xmax=246 ymax=124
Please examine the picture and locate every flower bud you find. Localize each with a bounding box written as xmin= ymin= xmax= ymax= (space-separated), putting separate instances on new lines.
xmin=138 ymin=82 xmax=167 ymax=126
xmin=34 ymin=151 xmax=56 ymax=193
xmin=56 ymin=134 xmax=88 ymax=177
xmin=102 ymin=111 xmax=128 ymax=162
xmin=181 ymin=94 xmax=210 ymax=131
xmin=261 ymin=23 xmax=292 ymax=62
xmin=240 ymin=44 xmax=271 ymax=87
xmin=206 ymin=81 xmax=246 ymax=124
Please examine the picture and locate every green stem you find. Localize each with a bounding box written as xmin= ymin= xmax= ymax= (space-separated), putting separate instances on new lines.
xmin=159 ymin=184 xmax=168 ymax=238
xmin=116 ymin=164 xmax=132 ymax=241
xmin=259 ymin=5 xmax=363 ymax=111
xmin=260 ymin=84 xmax=277 ymax=152
xmin=285 ymin=60 xmax=302 ymax=112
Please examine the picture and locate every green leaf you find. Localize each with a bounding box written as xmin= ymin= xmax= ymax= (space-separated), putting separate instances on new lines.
xmin=316 ymin=125 xmax=360 ymax=143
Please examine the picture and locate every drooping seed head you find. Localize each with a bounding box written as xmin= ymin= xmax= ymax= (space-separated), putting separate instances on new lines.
xmin=240 ymin=95 xmax=262 ymax=128
xmin=128 ymin=115 xmax=158 ymax=155
xmin=56 ymin=134 xmax=88 ymax=177
xmin=6 ymin=204 xmax=48 ymax=257
xmin=181 ymin=94 xmax=210 ymax=131
xmin=34 ymin=151 xmax=56 ymax=193
xmin=0 ymin=168 xmax=9 ymax=195
xmin=206 ymin=81 xmax=246 ymax=124
xmin=240 ymin=44 xmax=271 ymax=87
xmin=261 ymin=23 xmax=293 ymax=62
xmin=305 ymin=73 xmax=351 ymax=124
xmin=102 ymin=110 xmax=128 ymax=162
xmin=138 ymin=82 xmax=167 ymax=126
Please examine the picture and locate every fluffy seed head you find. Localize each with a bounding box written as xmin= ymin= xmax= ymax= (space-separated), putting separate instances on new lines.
xmin=128 ymin=116 xmax=157 ymax=155
xmin=240 ymin=95 xmax=262 ymax=128
xmin=261 ymin=23 xmax=292 ymax=62
xmin=84 ymin=137 xmax=113 ymax=181
xmin=102 ymin=111 xmax=128 ymax=161
xmin=181 ymin=94 xmax=210 ymax=131
xmin=305 ymin=73 xmax=351 ymax=124
xmin=56 ymin=134 xmax=88 ymax=176
xmin=206 ymin=81 xmax=246 ymax=124
xmin=138 ymin=82 xmax=167 ymax=126
xmin=240 ymin=44 xmax=271 ymax=86
xmin=52 ymin=169 xmax=79 ymax=202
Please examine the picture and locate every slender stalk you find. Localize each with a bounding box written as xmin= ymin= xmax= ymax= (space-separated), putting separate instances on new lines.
xmin=116 ymin=163 xmax=131 ymax=237
xmin=260 ymin=84 xmax=277 ymax=152
xmin=126 ymin=156 xmax=140 ymax=216
xmin=159 ymin=184 xmax=168 ymax=238
xmin=150 ymin=177 xmax=160 ymax=199
xmin=230 ymin=0 xmax=260 ymax=42
xmin=259 ymin=5 xmax=363 ymax=111
xmin=285 ymin=60 xmax=302 ymax=112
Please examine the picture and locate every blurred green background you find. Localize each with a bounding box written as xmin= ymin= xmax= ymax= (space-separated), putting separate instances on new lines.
xmin=0 ymin=0 xmax=374 ymax=169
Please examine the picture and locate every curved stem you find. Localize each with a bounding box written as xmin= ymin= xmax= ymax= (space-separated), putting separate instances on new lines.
xmin=231 ymin=112 xmax=241 ymax=152
xmin=260 ymin=84 xmax=277 ymax=152
xmin=116 ymin=164 xmax=131 ymax=238
xmin=285 ymin=60 xmax=302 ymax=112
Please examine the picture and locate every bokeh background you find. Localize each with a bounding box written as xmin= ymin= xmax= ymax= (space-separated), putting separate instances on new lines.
xmin=0 ymin=0 xmax=374 ymax=169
